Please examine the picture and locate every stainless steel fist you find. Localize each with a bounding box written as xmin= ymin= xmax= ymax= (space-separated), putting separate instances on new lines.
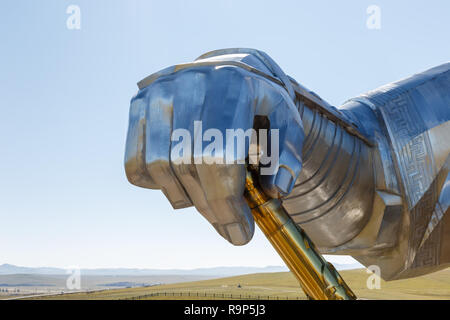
xmin=124 ymin=49 xmax=304 ymax=245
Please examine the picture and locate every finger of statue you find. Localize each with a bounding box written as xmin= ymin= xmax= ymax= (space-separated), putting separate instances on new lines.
xmin=143 ymin=80 xmax=193 ymax=208
xmin=124 ymin=91 xmax=158 ymax=189
xmin=253 ymin=79 xmax=304 ymax=198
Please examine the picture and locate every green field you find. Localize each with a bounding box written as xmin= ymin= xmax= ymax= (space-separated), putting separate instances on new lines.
xmin=27 ymin=268 xmax=450 ymax=300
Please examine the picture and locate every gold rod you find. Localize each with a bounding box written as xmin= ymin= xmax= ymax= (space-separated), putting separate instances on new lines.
xmin=244 ymin=170 xmax=357 ymax=300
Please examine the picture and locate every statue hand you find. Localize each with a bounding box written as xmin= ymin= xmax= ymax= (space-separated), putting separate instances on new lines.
xmin=124 ymin=54 xmax=303 ymax=245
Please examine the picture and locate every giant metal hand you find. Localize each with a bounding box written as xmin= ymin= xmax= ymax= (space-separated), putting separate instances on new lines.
xmin=125 ymin=49 xmax=450 ymax=290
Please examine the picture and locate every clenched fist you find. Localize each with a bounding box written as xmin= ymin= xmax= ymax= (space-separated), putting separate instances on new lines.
xmin=124 ymin=49 xmax=304 ymax=245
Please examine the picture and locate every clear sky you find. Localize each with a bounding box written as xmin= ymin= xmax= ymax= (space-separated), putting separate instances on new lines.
xmin=0 ymin=0 xmax=449 ymax=269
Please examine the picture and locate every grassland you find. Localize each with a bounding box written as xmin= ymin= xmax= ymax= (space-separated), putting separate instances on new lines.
xmin=26 ymin=267 xmax=450 ymax=300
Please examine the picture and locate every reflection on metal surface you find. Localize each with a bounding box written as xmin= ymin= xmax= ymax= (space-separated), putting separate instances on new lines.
xmin=244 ymin=169 xmax=356 ymax=300
xmin=125 ymin=48 xmax=450 ymax=298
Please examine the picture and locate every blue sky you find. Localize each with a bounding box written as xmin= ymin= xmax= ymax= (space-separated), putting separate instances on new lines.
xmin=0 ymin=0 xmax=449 ymax=269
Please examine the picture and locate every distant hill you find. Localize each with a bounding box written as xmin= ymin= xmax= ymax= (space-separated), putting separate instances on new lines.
xmin=0 ymin=264 xmax=287 ymax=276
xmin=0 ymin=264 xmax=65 ymax=275
xmin=0 ymin=263 xmax=360 ymax=276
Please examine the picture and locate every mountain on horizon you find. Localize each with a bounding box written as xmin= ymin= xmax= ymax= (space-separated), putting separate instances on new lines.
xmin=0 ymin=263 xmax=362 ymax=276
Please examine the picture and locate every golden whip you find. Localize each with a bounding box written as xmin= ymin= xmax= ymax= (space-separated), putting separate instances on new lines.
xmin=244 ymin=170 xmax=357 ymax=300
